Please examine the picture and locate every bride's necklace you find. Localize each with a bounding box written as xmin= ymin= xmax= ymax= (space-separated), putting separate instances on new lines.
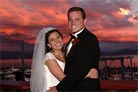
xmin=51 ymin=51 xmax=65 ymax=63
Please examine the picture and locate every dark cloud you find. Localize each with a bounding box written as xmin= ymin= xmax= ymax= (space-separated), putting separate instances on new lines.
xmin=0 ymin=33 xmax=34 ymax=52
xmin=75 ymin=0 xmax=133 ymax=30
xmin=100 ymin=15 xmax=133 ymax=29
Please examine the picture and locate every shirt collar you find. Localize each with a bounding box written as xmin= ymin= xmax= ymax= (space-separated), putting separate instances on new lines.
xmin=72 ymin=27 xmax=85 ymax=38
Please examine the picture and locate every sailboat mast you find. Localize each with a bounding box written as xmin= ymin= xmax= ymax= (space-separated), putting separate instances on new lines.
xmin=21 ymin=40 xmax=25 ymax=81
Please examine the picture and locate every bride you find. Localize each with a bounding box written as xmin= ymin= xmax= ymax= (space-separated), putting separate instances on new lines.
xmin=30 ymin=27 xmax=65 ymax=92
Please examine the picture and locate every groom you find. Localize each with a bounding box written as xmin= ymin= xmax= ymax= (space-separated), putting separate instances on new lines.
xmin=49 ymin=7 xmax=100 ymax=91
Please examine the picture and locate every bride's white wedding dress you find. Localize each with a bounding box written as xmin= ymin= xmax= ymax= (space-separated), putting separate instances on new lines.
xmin=44 ymin=52 xmax=65 ymax=90
xmin=31 ymin=52 xmax=65 ymax=92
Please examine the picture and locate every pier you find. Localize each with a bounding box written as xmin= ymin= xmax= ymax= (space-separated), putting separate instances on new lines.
xmin=100 ymin=56 xmax=135 ymax=80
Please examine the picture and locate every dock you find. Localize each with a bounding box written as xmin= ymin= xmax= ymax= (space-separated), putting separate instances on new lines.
xmin=0 ymin=80 xmax=137 ymax=91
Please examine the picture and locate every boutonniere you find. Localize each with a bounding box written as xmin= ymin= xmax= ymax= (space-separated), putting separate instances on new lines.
xmin=72 ymin=37 xmax=79 ymax=46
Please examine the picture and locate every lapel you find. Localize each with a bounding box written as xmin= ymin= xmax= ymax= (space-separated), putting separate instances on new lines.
xmin=77 ymin=27 xmax=88 ymax=39
xmin=66 ymin=45 xmax=75 ymax=59
xmin=64 ymin=35 xmax=73 ymax=57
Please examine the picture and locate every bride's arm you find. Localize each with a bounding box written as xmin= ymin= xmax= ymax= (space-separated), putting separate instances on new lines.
xmin=45 ymin=59 xmax=65 ymax=81
xmin=45 ymin=59 xmax=98 ymax=81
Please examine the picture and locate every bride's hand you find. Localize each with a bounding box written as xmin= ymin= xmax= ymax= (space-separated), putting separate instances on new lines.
xmin=85 ymin=68 xmax=98 ymax=78
xmin=47 ymin=86 xmax=57 ymax=92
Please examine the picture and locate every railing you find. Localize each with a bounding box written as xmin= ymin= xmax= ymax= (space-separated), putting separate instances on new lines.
xmin=0 ymin=80 xmax=138 ymax=91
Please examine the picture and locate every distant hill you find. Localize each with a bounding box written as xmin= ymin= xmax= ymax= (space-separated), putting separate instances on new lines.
xmin=99 ymin=48 xmax=137 ymax=56
xmin=0 ymin=51 xmax=33 ymax=59
xmin=112 ymin=48 xmax=137 ymax=55
xmin=0 ymin=48 xmax=137 ymax=59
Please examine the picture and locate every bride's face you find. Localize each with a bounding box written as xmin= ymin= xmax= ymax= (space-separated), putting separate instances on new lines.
xmin=47 ymin=31 xmax=63 ymax=51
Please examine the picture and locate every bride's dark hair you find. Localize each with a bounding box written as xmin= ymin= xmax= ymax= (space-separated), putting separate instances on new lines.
xmin=45 ymin=29 xmax=63 ymax=53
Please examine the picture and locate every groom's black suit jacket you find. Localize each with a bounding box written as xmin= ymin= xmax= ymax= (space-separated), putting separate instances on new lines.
xmin=56 ymin=28 xmax=100 ymax=91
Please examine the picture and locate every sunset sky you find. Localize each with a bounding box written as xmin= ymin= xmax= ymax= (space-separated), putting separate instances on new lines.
xmin=0 ymin=0 xmax=138 ymax=52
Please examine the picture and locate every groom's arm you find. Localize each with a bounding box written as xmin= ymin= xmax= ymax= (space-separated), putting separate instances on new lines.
xmin=48 ymin=68 xmax=98 ymax=92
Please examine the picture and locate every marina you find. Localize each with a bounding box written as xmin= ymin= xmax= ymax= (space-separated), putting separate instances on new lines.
xmin=0 ymin=55 xmax=138 ymax=91
xmin=0 ymin=55 xmax=138 ymax=81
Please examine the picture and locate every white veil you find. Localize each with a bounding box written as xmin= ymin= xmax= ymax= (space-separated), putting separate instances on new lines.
xmin=30 ymin=27 xmax=55 ymax=92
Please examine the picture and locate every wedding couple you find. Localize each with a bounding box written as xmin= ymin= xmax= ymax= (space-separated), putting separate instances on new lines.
xmin=31 ymin=7 xmax=100 ymax=92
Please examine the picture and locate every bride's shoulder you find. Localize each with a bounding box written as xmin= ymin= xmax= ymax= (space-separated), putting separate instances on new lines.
xmin=45 ymin=52 xmax=55 ymax=59
xmin=46 ymin=52 xmax=53 ymax=56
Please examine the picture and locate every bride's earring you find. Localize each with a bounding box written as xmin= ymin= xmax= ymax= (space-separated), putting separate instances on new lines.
xmin=48 ymin=44 xmax=52 ymax=49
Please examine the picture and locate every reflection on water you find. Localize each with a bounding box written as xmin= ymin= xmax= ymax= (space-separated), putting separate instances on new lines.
xmin=1 ymin=55 xmax=138 ymax=68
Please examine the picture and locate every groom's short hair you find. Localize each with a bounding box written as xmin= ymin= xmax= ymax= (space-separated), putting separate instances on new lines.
xmin=67 ymin=7 xmax=86 ymax=20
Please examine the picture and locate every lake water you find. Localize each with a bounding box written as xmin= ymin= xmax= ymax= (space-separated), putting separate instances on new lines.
xmin=0 ymin=55 xmax=138 ymax=69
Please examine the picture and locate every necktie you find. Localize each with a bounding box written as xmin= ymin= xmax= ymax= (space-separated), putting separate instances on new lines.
xmin=70 ymin=34 xmax=78 ymax=46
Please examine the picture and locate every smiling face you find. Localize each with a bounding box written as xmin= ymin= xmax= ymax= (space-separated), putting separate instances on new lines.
xmin=68 ymin=11 xmax=86 ymax=33
xmin=47 ymin=31 xmax=63 ymax=51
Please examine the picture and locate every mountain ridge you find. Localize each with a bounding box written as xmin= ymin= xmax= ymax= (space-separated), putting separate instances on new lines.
xmin=0 ymin=48 xmax=137 ymax=59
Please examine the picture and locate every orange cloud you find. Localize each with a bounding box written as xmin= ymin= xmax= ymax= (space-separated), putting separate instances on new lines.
xmin=120 ymin=8 xmax=129 ymax=15
xmin=94 ymin=27 xmax=138 ymax=42
xmin=109 ymin=8 xmax=130 ymax=20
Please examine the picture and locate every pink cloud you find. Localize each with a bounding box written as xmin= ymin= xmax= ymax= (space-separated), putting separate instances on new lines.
xmin=94 ymin=27 xmax=138 ymax=42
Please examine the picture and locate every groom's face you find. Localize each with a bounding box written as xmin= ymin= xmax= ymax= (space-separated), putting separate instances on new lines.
xmin=68 ymin=11 xmax=86 ymax=33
